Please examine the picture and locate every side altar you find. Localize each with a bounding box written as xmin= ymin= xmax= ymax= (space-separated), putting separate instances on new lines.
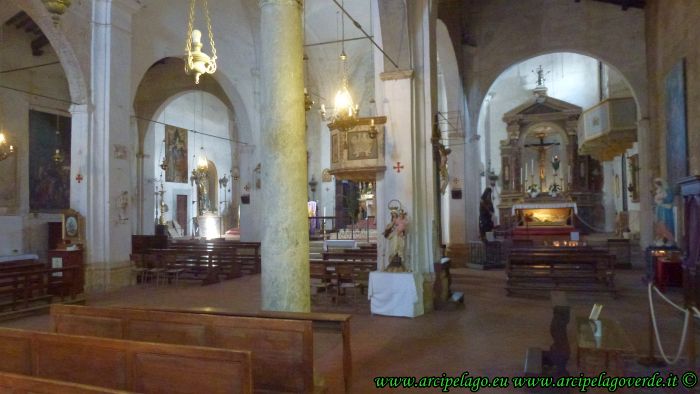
xmin=497 ymin=75 xmax=604 ymax=232
xmin=511 ymin=200 xmax=576 ymax=239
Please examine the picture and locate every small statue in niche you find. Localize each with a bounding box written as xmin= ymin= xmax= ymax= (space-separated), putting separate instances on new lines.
xmin=383 ymin=208 xmax=409 ymax=272
xmin=653 ymin=177 xmax=675 ymax=245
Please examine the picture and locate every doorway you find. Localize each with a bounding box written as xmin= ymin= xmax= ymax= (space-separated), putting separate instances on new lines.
xmin=176 ymin=194 xmax=188 ymax=236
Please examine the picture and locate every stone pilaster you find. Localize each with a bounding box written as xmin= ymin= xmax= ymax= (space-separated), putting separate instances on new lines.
xmin=85 ymin=0 xmax=142 ymax=291
xmin=637 ymin=118 xmax=653 ymax=249
xmin=259 ymin=0 xmax=309 ymax=312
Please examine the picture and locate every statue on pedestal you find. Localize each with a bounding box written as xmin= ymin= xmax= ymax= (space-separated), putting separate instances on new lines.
xmin=384 ymin=208 xmax=409 ymax=272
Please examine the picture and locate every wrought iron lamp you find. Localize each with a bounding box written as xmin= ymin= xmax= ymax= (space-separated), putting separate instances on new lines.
xmin=184 ymin=0 xmax=217 ymax=84
xmin=42 ymin=0 xmax=71 ymax=25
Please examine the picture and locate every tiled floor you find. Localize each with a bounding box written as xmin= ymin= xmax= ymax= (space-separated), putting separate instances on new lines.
xmin=1 ymin=267 xmax=697 ymax=393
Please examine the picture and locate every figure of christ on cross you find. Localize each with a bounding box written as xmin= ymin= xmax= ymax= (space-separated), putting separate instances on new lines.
xmin=524 ymin=132 xmax=560 ymax=192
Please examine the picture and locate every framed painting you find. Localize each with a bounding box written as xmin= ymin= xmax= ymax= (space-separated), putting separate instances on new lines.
xmin=62 ymin=209 xmax=83 ymax=243
xmin=165 ymin=125 xmax=188 ymax=183
xmin=0 ymin=148 xmax=17 ymax=208
xmin=331 ymin=133 xmax=339 ymax=163
xmin=29 ymin=110 xmax=71 ymax=212
xmin=347 ymin=131 xmax=378 ymax=160
xmin=665 ymin=59 xmax=688 ymax=188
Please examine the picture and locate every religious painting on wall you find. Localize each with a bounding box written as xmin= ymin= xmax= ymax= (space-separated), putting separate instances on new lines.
xmin=664 ymin=59 xmax=688 ymax=187
xmin=165 ymin=125 xmax=188 ymax=183
xmin=627 ymin=154 xmax=640 ymax=202
xmin=29 ymin=110 xmax=71 ymax=212
xmin=331 ymin=134 xmax=339 ymax=163
xmin=347 ymin=131 xmax=378 ymax=160
xmin=0 ymin=151 xmax=17 ymax=208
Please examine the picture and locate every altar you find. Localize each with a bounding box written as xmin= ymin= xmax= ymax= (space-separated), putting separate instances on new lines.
xmin=512 ymin=202 xmax=577 ymax=239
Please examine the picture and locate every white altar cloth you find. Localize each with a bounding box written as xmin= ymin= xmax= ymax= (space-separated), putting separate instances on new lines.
xmin=511 ymin=202 xmax=578 ymax=215
xmin=0 ymin=254 xmax=38 ymax=263
xmin=323 ymin=239 xmax=358 ymax=251
xmin=368 ymin=272 xmax=424 ymax=318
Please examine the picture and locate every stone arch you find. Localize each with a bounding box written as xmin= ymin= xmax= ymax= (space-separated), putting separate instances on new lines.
xmin=133 ymin=57 xmax=241 ymax=233
xmin=10 ymin=0 xmax=88 ymax=105
xmin=477 ymin=50 xmax=644 ymax=123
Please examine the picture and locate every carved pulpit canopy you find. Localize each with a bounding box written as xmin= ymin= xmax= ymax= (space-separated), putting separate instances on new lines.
xmin=329 ymin=116 xmax=387 ymax=182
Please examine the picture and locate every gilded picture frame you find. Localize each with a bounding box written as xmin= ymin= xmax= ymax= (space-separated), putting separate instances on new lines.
xmin=62 ymin=209 xmax=82 ymax=243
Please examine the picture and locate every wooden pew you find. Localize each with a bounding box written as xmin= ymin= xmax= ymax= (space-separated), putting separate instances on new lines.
xmin=507 ymin=249 xmax=616 ymax=296
xmin=121 ymin=306 xmax=354 ymax=393
xmin=51 ymin=305 xmax=317 ymax=394
xmin=165 ymin=308 xmax=348 ymax=392
xmin=0 ymin=266 xmax=82 ymax=318
xmin=0 ymin=327 xmax=253 ymax=393
xmin=0 ymin=371 xmax=130 ymax=393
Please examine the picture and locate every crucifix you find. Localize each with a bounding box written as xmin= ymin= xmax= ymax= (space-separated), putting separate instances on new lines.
xmin=524 ymin=132 xmax=559 ymax=191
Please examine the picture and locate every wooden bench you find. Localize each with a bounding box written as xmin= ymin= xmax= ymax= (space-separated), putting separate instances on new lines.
xmin=51 ymin=304 xmax=318 ymax=393
xmin=0 ymin=266 xmax=82 ymax=318
xmin=507 ymin=250 xmax=616 ymax=296
xmin=0 ymin=327 xmax=252 ymax=393
xmin=126 ymin=307 xmax=353 ymax=393
xmin=0 ymin=371 xmax=130 ymax=393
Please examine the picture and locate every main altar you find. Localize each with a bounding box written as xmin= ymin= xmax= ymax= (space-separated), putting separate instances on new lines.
xmin=497 ymin=74 xmax=604 ymax=234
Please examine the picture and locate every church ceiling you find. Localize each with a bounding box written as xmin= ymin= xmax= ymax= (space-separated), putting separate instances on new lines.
xmin=4 ymin=12 xmax=49 ymax=56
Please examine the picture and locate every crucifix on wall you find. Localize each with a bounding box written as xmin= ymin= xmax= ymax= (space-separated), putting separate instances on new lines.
xmin=524 ymin=132 xmax=560 ymax=191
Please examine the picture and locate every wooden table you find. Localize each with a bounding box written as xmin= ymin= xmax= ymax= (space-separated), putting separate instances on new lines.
xmin=576 ymin=316 xmax=634 ymax=373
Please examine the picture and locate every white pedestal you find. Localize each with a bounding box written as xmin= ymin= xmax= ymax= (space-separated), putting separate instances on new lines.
xmin=368 ymin=271 xmax=424 ymax=318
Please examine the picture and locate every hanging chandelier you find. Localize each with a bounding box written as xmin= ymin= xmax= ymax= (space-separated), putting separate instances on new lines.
xmin=0 ymin=132 xmax=14 ymax=161
xmin=184 ymin=0 xmax=217 ymax=84
xmin=42 ymin=0 xmax=71 ymax=26
xmin=52 ymin=115 xmax=64 ymax=164
xmin=324 ymin=1 xmax=359 ymax=132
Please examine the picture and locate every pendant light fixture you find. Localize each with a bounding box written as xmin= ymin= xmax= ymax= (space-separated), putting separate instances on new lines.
xmin=326 ymin=0 xmax=359 ymax=132
xmin=184 ymin=0 xmax=217 ymax=84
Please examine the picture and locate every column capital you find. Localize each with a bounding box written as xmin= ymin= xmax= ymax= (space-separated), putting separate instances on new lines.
xmin=380 ymin=69 xmax=414 ymax=81
xmin=259 ymin=0 xmax=302 ymax=9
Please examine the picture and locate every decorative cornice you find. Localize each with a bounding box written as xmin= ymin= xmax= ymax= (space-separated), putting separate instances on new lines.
xmin=380 ymin=69 xmax=414 ymax=81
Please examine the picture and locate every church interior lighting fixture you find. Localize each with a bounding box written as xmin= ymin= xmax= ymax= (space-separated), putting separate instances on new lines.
xmin=0 ymin=131 xmax=14 ymax=162
xmin=325 ymin=0 xmax=360 ymax=132
xmin=52 ymin=114 xmax=64 ymax=164
xmin=184 ymin=0 xmax=217 ymax=84
xmin=42 ymin=0 xmax=71 ymax=25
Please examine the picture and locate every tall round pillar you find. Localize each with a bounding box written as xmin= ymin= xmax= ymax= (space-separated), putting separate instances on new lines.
xmin=259 ymin=0 xmax=309 ymax=312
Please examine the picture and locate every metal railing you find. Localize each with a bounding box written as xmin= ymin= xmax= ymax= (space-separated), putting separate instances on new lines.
xmin=308 ymin=215 xmax=376 ymax=242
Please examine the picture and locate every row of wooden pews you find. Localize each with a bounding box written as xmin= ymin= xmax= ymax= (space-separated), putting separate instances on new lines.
xmin=506 ymin=246 xmax=617 ymax=297
xmin=0 ymin=304 xmax=354 ymax=393
xmin=132 ymin=237 xmax=261 ymax=285
xmin=312 ymin=247 xmax=378 ymax=303
xmin=0 ymin=257 xmax=83 ymax=320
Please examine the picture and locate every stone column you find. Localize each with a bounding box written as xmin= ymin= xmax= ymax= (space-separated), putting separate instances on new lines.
xmin=259 ymin=0 xmax=309 ymax=312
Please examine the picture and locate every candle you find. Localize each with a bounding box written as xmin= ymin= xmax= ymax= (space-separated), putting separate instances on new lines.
xmin=520 ymin=167 xmax=524 ymax=185
xmin=531 ymin=159 xmax=534 ymax=175
xmin=525 ymin=165 xmax=528 ymax=180
xmin=323 ymin=207 xmax=326 ymax=217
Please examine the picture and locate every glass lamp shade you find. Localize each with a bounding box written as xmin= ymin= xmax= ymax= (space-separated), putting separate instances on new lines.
xmin=334 ymin=84 xmax=355 ymax=118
